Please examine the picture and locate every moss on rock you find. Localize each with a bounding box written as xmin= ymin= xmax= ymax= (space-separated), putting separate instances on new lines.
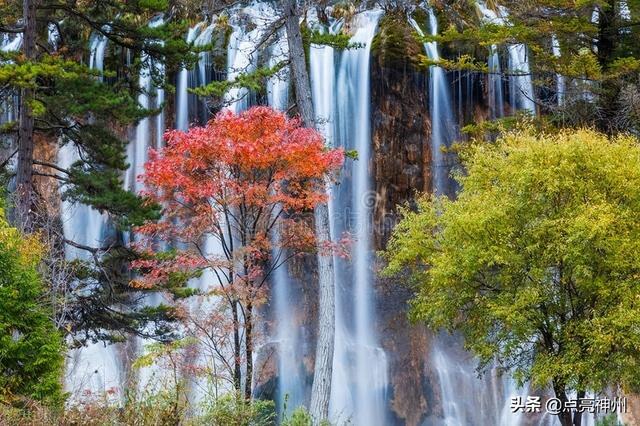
xmin=371 ymin=11 xmax=424 ymax=70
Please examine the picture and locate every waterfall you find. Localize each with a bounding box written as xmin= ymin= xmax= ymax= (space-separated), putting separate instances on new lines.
xmin=63 ymin=32 xmax=120 ymax=401
xmin=429 ymin=333 xmax=548 ymax=426
xmin=176 ymin=24 xmax=202 ymax=131
xmin=309 ymin=20 xmax=338 ymax=147
xmin=410 ymin=8 xmax=457 ymax=195
xmin=411 ymin=7 xmax=541 ymax=426
xmin=173 ymin=20 xmax=224 ymax=408
xmin=0 ymin=34 xmax=22 ymax=125
xmin=154 ymin=58 xmax=165 ymax=149
xmin=89 ymin=33 xmax=108 ymax=80
xmin=312 ymin=11 xmax=388 ymax=425
xmin=50 ymin=2 xmax=606 ymax=421
xmin=1 ymin=33 xmax=22 ymax=53
xmin=476 ymin=1 xmax=536 ymax=115
xmin=507 ymin=43 xmax=536 ymax=113
xmin=174 ymin=4 xmax=281 ymax=405
xmin=192 ymin=22 xmax=217 ymax=123
xmin=223 ymin=4 xmax=276 ymax=114
xmin=125 ymin=16 xmax=165 ymax=193
xmin=551 ymin=36 xmax=565 ymax=106
xmin=48 ymin=23 xmax=60 ymax=50
xmin=488 ymin=44 xmax=505 ymax=118
xmin=265 ymin=28 xmax=306 ymax=415
xmin=266 ymin=30 xmax=289 ymax=112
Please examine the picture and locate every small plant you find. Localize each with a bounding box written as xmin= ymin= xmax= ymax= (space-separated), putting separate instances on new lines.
xmin=195 ymin=393 xmax=275 ymax=426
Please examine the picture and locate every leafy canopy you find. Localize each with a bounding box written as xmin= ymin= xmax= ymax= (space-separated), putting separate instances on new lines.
xmin=384 ymin=129 xmax=640 ymax=395
xmin=133 ymin=106 xmax=344 ymax=295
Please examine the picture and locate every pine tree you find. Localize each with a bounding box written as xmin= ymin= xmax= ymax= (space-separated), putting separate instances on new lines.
xmin=0 ymin=0 xmax=197 ymax=342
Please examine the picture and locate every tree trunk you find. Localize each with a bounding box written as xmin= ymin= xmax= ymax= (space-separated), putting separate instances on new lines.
xmin=244 ymin=301 xmax=253 ymax=400
xmin=553 ymin=380 xmax=573 ymax=426
xmin=284 ymin=0 xmax=336 ymax=423
xmin=596 ymin=0 xmax=617 ymax=67
xmin=309 ymin=201 xmax=335 ymax=421
xmin=596 ymin=0 xmax=619 ymax=134
xmin=573 ymin=390 xmax=585 ymax=426
xmin=16 ymin=0 xmax=38 ymax=232
xmin=284 ymin=0 xmax=315 ymax=129
xmin=232 ymin=299 xmax=242 ymax=393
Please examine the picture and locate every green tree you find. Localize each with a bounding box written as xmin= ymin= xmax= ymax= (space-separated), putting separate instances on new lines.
xmin=384 ymin=129 xmax=640 ymax=426
xmin=0 ymin=206 xmax=64 ymax=406
xmin=0 ymin=0 xmax=201 ymax=343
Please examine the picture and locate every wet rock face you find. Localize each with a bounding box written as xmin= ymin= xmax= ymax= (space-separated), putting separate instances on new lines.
xmin=370 ymin=13 xmax=438 ymax=426
xmin=370 ymin=12 xmax=432 ymax=250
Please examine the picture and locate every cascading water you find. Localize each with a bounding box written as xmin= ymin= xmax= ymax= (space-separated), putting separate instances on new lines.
xmin=176 ymin=24 xmax=202 ymax=131
xmin=192 ymin=22 xmax=217 ymax=123
xmin=410 ymin=9 xmax=458 ymax=196
xmin=264 ymin=28 xmax=307 ymax=415
xmin=309 ymin=20 xmax=338 ymax=146
xmin=507 ymin=43 xmax=536 ymax=113
xmin=63 ymin=32 xmax=120 ymax=400
xmin=125 ymin=15 xmax=165 ymax=194
xmin=53 ymin=2 xmax=607 ymax=423
xmin=88 ymin=33 xmax=108 ymax=79
xmin=266 ymin=31 xmax=289 ymax=112
xmin=412 ymin=6 xmax=540 ymax=425
xmin=126 ymin=15 xmax=173 ymax=394
xmin=551 ymin=36 xmax=565 ymax=106
xmin=317 ymin=11 xmax=388 ymax=425
xmin=174 ymin=4 xmax=280 ymax=405
xmin=430 ymin=334 xmax=528 ymax=426
xmin=223 ymin=4 xmax=276 ymax=113
xmin=1 ymin=33 xmax=23 ymax=53
xmin=48 ymin=23 xmax=60 ymax=50
xmin=173 ymin=19 xmax=223 ymax=407
xmin=416 ymin=6 xmax=599 ymax=426
xmin=476 ymin=2 xmax=536 ymax=115
xmin=1 ymin=33 xmax=23 ymax=125
xmin=488 ymin=44 xmax=505 ymax=118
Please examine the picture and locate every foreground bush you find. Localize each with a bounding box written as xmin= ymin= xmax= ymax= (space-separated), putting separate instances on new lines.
xmin=0 ymin=207 xmax=64 ymax=407
xmin=0 ymin=390 xmax=278 ymax=426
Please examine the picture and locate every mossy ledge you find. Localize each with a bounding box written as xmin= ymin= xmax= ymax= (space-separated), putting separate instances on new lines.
xmin=371 ymin=11 xmax=423 ymax=70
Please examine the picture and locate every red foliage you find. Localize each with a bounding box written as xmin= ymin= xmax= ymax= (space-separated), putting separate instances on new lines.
xmin=131 ymin=106 xmax=344 ymax=295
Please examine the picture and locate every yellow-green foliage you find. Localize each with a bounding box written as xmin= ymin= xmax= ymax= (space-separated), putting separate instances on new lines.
xmin=0 ymin=209 xmax=64 ymax=407
xmin=384 ymin=129 xmax=640 ymax=395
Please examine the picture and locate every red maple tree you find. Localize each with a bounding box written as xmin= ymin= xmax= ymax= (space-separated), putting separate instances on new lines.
xmin=131 ymin=106 xmax=344 ymax=397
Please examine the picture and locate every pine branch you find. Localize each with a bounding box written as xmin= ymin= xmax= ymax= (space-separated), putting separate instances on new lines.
xmin=0 ymin=25 xmax=25 ymax=34
xmin=32 ymin=159 xmax=70 ymax=175
xmin=0 ymin=148 xmax=18 ymax=169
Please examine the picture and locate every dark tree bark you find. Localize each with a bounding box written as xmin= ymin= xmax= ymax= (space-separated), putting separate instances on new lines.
xmin=284 ymin=0 xmax=335 ymax=422
xmin=232 ymin=299 xmax=242 ymax=393
xmin=553 ymin=380 xmax=573 ymax=426
xmin=572 ymin=390 xmax=585 ymax=426
xmin=284 ymin=0 xmax=315 ymax=129
xmin=244 ymin=301 xmax=253 ymax=400
xmin=596 ymin=0 xmax=617 ymax=67
xmin=596 ymin=0 xmax=620 ymax=134
xmin=16 ymin=0 xmax=39 ymax=232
